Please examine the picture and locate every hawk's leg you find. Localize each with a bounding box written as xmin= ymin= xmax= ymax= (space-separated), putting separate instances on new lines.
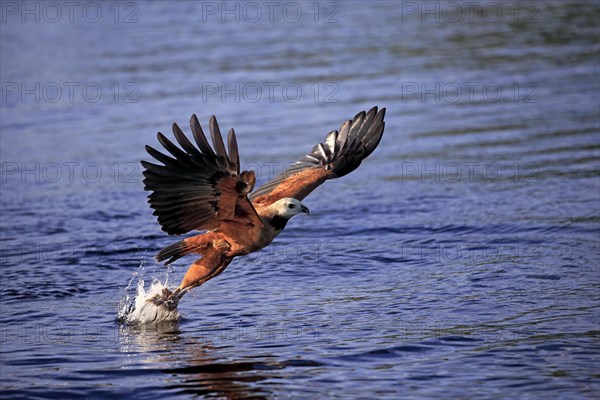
xmin=149 ymin=239 xmax=233 ymax=309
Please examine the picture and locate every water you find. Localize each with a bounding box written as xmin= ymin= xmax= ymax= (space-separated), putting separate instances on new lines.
xmin=1 ymin=1 xmax=599 ymax=398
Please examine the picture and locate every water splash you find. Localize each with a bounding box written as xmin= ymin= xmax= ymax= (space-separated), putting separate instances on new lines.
xmin=117 ymin=263 xmax=180 ymax=324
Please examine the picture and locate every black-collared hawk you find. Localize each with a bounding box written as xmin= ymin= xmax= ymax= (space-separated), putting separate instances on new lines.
xmin=141 ymin=107 xmax=386 ymax=308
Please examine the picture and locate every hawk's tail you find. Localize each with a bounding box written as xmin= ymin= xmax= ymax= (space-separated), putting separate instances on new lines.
xmin=156 ymin=240 xmax=198 ymax=265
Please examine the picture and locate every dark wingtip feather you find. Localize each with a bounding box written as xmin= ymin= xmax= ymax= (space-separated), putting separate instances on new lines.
xmin=141 ymin=159 xmax=161 ymax=171
xmin=145 ymin=144 xmax=177 ymax=166
xmin=190 ymin=114 xmax=216 ymax=159
xmin=336 ymin=120 xmax=352 ymax=150
xmin=172 ymin=122 xmax=201 ymax=156
xmin=228 ymin=128 xmax=240 ymax=174
xmin=209 ymin=115 xmax=228 ymax=158
xmin=363 ymin=121 xmax=384 ymax=158
xmin=156 ymin=131 xmax=188 ymax=160
xmin=360 ymin=107 xmax=385 ymax=158
xmin=325 ymin=106 xmax=386 ymax=176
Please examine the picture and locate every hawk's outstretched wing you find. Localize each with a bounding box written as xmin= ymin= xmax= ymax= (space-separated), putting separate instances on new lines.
xmin=142 ymin=115 xmax=262 ymax=235
xmin=250 ymin=106 xmax=386 ymax=206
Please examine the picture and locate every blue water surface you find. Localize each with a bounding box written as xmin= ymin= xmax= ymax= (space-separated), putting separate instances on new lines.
xmin=1 ymin=1 xmax=599 ymax=398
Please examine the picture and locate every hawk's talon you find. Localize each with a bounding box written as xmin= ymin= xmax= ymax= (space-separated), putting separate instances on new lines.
xmin=146 ymin=287 xmax=179 ymax=311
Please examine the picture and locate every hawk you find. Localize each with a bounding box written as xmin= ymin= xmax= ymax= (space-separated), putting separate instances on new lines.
xmin=142 ymin=107 xmax=386 ymax=309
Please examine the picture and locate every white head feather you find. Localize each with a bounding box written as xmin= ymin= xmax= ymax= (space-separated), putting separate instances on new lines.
xmin=269 ymin=198 xmax=310 ymax=219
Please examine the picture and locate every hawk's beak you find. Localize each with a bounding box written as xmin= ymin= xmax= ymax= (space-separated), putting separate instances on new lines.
xmin=301 ymin=205 xmax=310 ymax=215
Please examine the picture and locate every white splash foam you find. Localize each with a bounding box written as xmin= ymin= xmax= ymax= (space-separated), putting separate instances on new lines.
xmin=118 ymin=279 xmax=180 ymax=324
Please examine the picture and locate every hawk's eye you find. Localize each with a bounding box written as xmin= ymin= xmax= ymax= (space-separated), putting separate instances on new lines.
xmin=288 ymin=204 xmax=296 ymax=209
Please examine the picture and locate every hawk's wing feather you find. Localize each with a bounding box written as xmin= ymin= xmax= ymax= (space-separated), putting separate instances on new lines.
xmin=142 ymin=115 xmax=262 ymax=235
xmin=250 ymin=106 xmax=386 ymax=205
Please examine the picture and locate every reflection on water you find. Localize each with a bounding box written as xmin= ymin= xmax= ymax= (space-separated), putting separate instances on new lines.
xmin=119 ymin=322 xmax=321 ymax=399
xmin=1 ymin=1 xmax=599 ymax=398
